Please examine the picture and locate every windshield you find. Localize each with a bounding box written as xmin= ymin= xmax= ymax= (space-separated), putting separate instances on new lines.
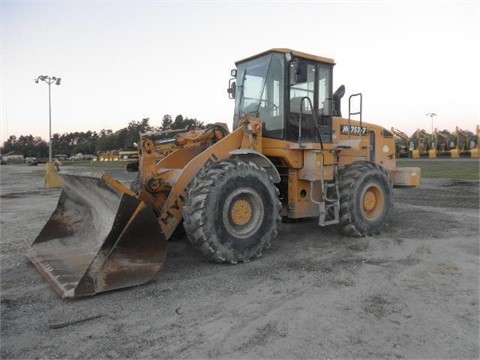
xmin=233 ymin=53 xmax=284 ymax=137
xmin=231 ymin=51 xmax=333 ymax=142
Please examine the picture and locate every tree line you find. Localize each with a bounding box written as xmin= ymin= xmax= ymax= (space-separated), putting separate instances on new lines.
xmin=1 ymin=115 xmax=204 ymax=159
xmin=2 ymin=118 xmax=476 ymax=159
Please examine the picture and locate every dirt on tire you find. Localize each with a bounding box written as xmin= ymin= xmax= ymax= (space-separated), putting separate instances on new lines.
xmin=1 ymin=164 xmax=479 ymax=359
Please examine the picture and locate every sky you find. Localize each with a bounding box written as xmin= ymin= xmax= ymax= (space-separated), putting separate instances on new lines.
xmin=1 ymin=0 xmax=479 ymax=144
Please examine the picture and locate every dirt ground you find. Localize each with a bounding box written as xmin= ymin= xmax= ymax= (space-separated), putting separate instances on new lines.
xmin=1 ymin=162 xmax=479 ymax=359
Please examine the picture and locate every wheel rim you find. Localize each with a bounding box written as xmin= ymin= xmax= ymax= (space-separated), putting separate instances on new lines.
xmin=223 ymin=188 xmax=264 ymax=239
xmin=361 ymin=183 xmax=385 ymax=220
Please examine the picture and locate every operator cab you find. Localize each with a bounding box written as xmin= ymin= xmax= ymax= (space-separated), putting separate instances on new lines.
xmin=229 ymin=49 xmax=337 ymax=144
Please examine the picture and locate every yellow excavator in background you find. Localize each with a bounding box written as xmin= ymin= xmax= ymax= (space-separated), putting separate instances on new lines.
xmin=471 ymin=125 xmax=479 ymax=158
xmin=428 ymin=128 xmax=453 ymax=158
xmin=27 ymin=49 xmax=420 ymax=298
xmin=450 ymin=126 xmax=476 ymax=158
xmin=391 ymin=127 xmax=411 ymax=158
xmin=411 ymin=129 xmax=431 ymax=159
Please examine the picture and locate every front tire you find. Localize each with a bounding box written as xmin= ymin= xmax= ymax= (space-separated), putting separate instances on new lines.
xmin=183 ymin=158 xmax=281 ymax=263
xmin=338 ymin=161 xmax=393 ymax=237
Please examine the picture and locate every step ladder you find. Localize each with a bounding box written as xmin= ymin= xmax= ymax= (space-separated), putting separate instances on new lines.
xmin=318 ymin=178 xmax=340 ymax=226
xmin=311 ymin=150 xmax=342 ymax=227
xmin=318 ymin=153 xmax=340 ymax=226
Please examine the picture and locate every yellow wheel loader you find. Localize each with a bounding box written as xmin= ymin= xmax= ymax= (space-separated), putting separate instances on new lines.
xmin=27 ymin=49 xmax=420 ymax=298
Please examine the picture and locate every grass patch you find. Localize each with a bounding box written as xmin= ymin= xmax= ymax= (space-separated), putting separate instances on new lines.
xmin=397 ymin=158 xmax=479 ymax=180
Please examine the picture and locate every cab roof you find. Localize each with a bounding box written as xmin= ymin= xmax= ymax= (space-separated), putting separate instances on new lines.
xmin=235 ymin=48 xmax=335 ymax=66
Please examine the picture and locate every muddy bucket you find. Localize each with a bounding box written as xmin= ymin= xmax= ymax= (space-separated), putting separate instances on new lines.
xmin=27 ymin=172 xmax=167 ymax=299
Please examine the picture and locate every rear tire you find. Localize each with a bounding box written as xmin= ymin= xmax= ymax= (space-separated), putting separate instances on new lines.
xmin=183 ymin=158 xmax=281 ymax=263
xmin=338 ymin=161 xmax=393 ymax=237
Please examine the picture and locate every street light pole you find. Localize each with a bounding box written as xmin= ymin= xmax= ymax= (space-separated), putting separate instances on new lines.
xmin=426 ymin=112 xmax=437 ymax=149
xmin=426 ymin=112 xmax=436 ymax=135
xmin=35 ymin=75 xmax=61 ymax=162
xmin=48 ymin=80 xmax=52 ymax=162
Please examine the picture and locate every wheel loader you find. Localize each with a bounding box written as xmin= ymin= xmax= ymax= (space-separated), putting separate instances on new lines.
xmin=27 ymin=49 xmax=421 ymax=298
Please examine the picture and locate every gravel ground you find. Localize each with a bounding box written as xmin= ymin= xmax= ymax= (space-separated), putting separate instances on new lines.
xmin=1 ymin=163 xmax=479 ymax=359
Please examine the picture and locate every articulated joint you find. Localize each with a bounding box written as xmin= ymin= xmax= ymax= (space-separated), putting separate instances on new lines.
xmin=145 ymin=175 xmax=165 ymax=193
xmin=142 ymin=138 xmax=156 ymax=154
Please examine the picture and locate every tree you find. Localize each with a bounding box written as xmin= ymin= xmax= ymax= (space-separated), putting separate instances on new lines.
xmin=2 ymin=135 xmax=17 ymax=154
xmin=171 ymin=115 xmax=185 ymax=130
xmin=170 ymin=115 xmax=204 ymax=131
xmin=114 ymin=128 xmax=128 ymax=149
xmin=0 ymin=114 xmax=206 ymax=157
xmin=33 ymin=137 xmax=48 ymax=158
xmin=124 ymin=118 xmax=152 ymax=148
xmin=71 ymin=131 xmax=98 ymax=155
xmin=0 ymin=135 xmax=46 ymax=157
xmin=160 ymin=115 xmax=173 ymax=131
xmin=97 ymin=129 xmax=116 ymax=152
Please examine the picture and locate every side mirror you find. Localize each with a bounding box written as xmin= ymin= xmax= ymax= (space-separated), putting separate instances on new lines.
xmin=227 ymin=80 xmax=236 ymax=99
xmin=289 ymin=60 xmax=308 ymax=85
xmin=227 ymin=69 xmax=237 ymax=99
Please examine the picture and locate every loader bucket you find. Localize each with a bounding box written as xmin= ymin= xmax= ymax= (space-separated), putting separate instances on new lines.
xmin=26 ymin=172 xmax=167 ymax=299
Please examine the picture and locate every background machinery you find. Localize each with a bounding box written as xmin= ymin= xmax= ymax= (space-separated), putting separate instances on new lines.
xmin=27 ymin=49 xmax=420 ymax=298
xmin=98 ymin=128 xmax=188 ymax=172
xmin=472 ymin=125 xmax=480 ymax=158
xmin=411 ymin=129 xmax=431 ymax=158
xmin=450 ymin=126 xmax=477 ymax=158
xmin=428 ymin=128 xmax=453 ymax=158
xmin=391 ymin=127 xmax=411 ymax=158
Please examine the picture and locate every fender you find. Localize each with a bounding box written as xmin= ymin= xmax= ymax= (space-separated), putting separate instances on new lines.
xmin=229 ymin=149 xmax=281 ymax=183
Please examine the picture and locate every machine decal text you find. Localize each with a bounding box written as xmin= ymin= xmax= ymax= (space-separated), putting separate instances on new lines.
xmin=340 ymin=125 xmax=368 ymax=135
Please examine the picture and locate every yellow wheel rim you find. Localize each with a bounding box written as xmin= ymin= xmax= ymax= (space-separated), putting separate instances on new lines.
xmin=362 ymin=184 xmax=385 ymax=220
xmin=223 ymin=188 xmax=264 ymax=239
xmin=231 ymin=199 xmax=252 ymax=226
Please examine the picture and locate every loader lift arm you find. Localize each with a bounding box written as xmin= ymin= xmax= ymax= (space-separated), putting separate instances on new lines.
xmin=139 ymin=126 xmax=245 ymax=239
xmin=136 ymin=119 xmax=270 ymax=241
